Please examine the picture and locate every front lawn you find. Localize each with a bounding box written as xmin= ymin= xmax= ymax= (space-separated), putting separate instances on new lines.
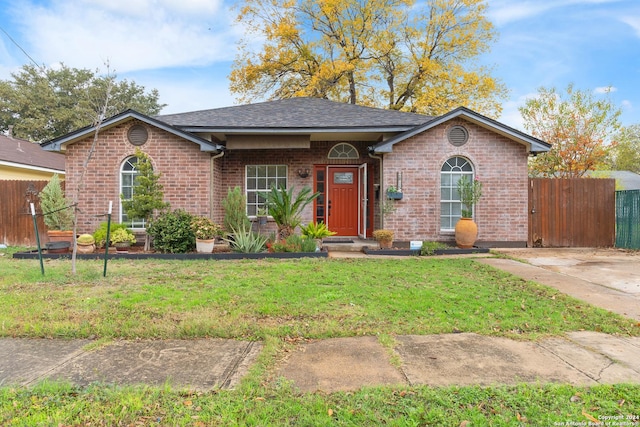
xmin=1 ymin=254 xmax=638 ymax=425
xmin=0 ymin=256 xmax=637 ymax=340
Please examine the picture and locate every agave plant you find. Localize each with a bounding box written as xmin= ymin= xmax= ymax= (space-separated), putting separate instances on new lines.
xmin=224 ymin=223 xmax=268 ymax=253
xmin=262 ymin=185 xmax=319 ymax=240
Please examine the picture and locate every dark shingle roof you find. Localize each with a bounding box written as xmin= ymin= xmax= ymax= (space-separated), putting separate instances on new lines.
xmin=156 ymin=97 xmax=431 ymax=129
xmin=0 ymin=134 xmax=65 ymax=171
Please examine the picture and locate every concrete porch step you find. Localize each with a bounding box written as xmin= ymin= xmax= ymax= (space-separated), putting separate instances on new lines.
xmin=322 ymin=238 xmax=373 ymax=253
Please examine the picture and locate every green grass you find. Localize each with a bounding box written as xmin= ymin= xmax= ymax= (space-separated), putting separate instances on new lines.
xmin=1 ymin=252 xmax=639 ymax=425
xmin=2 ymin=381 xmax=638 ymax=426
xmin=0 ymin=257 xmax=637 ymax=340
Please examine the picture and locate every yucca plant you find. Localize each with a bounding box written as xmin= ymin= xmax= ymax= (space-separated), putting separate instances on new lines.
xmin=262 ymin=185 xmax=319 ymax=240
xmin=224 ymin=223 xmax=268 ymax=253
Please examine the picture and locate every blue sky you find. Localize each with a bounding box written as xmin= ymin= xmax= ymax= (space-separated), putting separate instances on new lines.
xmin=0 ymin=0 xmax=638 ymax=130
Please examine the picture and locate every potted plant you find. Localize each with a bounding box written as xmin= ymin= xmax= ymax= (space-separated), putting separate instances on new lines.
xmin=372 ymin=229 xmax=394 ymax=249
xmin=76 ymin=233 xmax=95 ymax=254
xmin=455 ymin=176 xmax=483 ymax=248
xmin=191 ymin=216 xmax=221 ymax=253
xmin=300 ymin=221 xmax=337 ymax=250
xmin=110 ymin=227 xmax=137 ymax=253
xmin=39 ymin=174 xmax=74 ymax=243
xmin=256 ymin=205 xmax=269 ymax=226
xmin=386 ymin=185 xmax=403 ymax=200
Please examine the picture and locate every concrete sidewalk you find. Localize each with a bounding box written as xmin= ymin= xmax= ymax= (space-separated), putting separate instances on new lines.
xmin=1 ymin=332 xmax=639 ymax=392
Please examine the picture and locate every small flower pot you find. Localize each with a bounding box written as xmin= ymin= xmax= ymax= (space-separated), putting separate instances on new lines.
xmin=115 ymin=242 xmax=131 ymax=253
xmin=77 ymin=243 xmax=95 ymax=254
xmin=387 ymin=191 xmax=403 ymax=200
xmin=196 ymin=238 xmax=215 ymax=253
xmin=378 ymin=239 xmax=393 ymax=249
xmin=46 ymin=241 xmax=70 ymax=253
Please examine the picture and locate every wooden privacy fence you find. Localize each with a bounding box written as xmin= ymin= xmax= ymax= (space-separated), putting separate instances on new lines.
xmin=615 ymin=190 xmax=640 ymax=249
xmin=0 ymin=180 xmax=49 ymax=246
xmin=528 ymin=178 xmax=616 ymax=248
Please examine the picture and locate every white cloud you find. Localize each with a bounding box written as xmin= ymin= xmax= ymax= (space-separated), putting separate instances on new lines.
xmin=487 ymin=0 xmax=624 ymax=26
xmin=143 ymin=71 xmax=237 ymax=114
xmin=620 ymin=16 xmax=640 ymax=37
xmin=13 ymin=0 xmax=242 ymax=73
xmin=594 ymin=86 xmax=618 ymax=94
xmin=487 ymin=2 xmax=549 ymax=26
xmin=496 ymin=92 xmax=540 ymax=131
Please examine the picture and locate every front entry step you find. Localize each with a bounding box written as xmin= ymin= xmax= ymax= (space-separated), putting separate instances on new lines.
xmin=322 ymin=238 xmax=372 ymax=253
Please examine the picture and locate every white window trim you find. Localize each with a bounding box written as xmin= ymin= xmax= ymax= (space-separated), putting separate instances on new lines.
xmin=245 ymin=165 xmax=288 ymax=217
xmin=120 ymin=156 xmax=146 ymax=229
xmin=328 ymin=143 xmax=359 ymax=159
xmin=440 ymin=157 xmax=475 ymax=231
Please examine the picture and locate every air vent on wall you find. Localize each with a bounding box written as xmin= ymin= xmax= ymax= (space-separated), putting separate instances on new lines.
xmin=127 ymin=124 xmax=148 ymax=146
xmin=448 ymin=125 xmax=469 ymax=147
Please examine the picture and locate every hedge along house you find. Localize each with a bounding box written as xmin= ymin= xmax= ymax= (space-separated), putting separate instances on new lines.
xmin=41 ymin=97 xmax=550 ymax=246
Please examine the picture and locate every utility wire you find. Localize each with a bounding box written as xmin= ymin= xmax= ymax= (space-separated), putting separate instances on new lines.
xmin=0 ymin=25 xmax=44 ymax=71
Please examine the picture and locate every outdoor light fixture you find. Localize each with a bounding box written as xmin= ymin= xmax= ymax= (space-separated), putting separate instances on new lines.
xmin=297 ymin=168 xmax=310 ymax=178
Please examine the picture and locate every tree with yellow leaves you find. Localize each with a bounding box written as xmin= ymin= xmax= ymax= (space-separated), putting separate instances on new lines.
xmin=230 ymin=0 xmax=507 ymax=117
xmin=520 ymin=84 xmax=622 ymax=178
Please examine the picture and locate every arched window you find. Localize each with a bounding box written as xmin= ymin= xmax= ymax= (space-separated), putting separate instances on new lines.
xmin=440 ymin=156 xmax=475 ymax=230
xmin=328 ymin=143 xmax=359 ymax=159
xmin=120 ymin=156 xmax=145 ymax=228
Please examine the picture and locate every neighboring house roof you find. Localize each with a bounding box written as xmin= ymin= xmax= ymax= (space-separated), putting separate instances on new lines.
xmin=0 ymin=134 xmax=65 ymax=173
xmin=372 ymin=106 xmax=551 ymax=154
xmin=41 ymin=110 xmax=224 ymax=153
xmin=587 ymin=171 xmax=640 ymax=190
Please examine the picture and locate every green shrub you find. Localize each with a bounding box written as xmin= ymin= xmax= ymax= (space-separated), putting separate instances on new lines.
xmin=421 ymin=241 xmax=450 ymax=256
xmin=270 ymin=234 xmax=317 ymax=252
xmin=77 ymin=234 xmax=95 ymax=245
xmin=300 ymin=221 xmax=337 ymax=239
xmin=110 ymin=228 xmax=137 ymax=245
xmin=39 ymin=174 xmax=74 ymax=230
xmin=93 ymin=222 xmax=128 ymax=248
xmin=222 ymin=187 xmax=251 ymax=234
xmin=147 ymin=210 xmax=196 ymax=253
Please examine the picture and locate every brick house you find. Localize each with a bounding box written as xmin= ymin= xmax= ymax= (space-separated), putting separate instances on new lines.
xmin=41 ymin=98 xmax=550 ymax=246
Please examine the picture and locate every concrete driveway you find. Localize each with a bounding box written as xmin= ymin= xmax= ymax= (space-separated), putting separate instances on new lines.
xmin=481 ymin=248 xmax=640 ymax=321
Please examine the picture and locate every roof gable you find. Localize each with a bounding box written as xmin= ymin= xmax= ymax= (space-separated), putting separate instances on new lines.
xmin=372 ymin=107 xmax=551 ymax=154
xmin=41 ymin=110 xmax=223 ymax=153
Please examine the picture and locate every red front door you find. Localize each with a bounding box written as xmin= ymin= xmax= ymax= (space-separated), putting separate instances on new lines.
xmin=328 ymin=167 xmax=359 ymax=236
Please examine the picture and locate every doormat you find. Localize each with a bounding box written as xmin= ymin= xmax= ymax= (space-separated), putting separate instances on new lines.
xmin=323 ymin=239 xmax=355 ymax=243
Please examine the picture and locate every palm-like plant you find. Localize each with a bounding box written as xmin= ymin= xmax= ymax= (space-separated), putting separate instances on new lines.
xmin=262 ymin=185 xmax=319 ymax=240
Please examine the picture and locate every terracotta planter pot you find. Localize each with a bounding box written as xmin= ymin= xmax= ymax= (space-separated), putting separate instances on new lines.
xmin=77 ymin=243 xmax=95 ymax=254
xmin=47 ymin=230 xmax=74 ymax=243
xmin=115 ymin=242 xmax=131 ymax=253
xmin=196 ymin=238 xmax=215 ymax=253
xmin=378 ymin=239 xmax=393 ymax=249
xmin=46 ymin=241 xmax=70 ymax=253
xmin=455 ymin=217 xmax=478 ymax=249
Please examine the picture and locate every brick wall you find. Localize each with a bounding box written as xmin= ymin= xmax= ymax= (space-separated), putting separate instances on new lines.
xmin=382 ymin=119 xmax=530 ymax=244
xmin=218 ymin=141 xmax=379 ymax=230
xmin=65 ymin=120 xmax=212 ymax=234
xmin=63 ymin=117 xmax=529 ymax=244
